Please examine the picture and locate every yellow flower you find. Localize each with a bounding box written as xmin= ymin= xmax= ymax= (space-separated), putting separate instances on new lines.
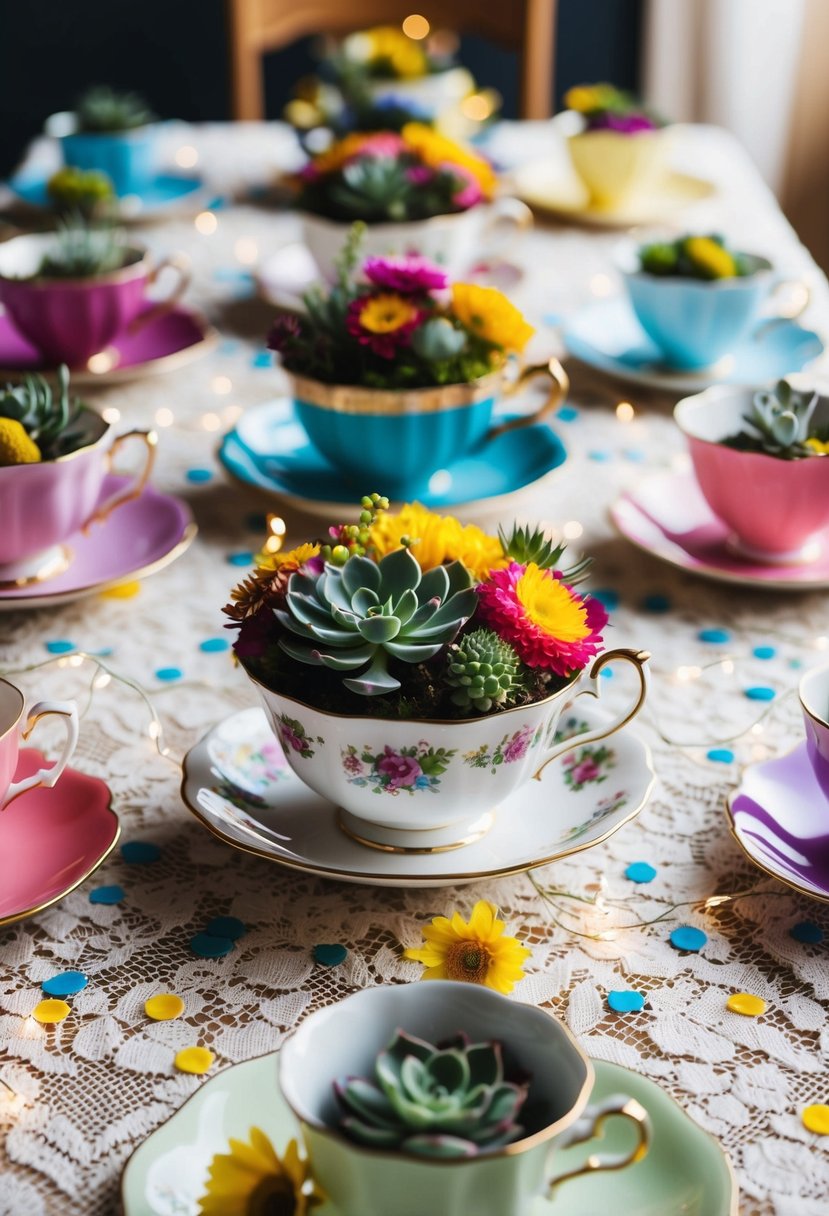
xmin=806 ymin=437 xmax=829 ymax=454
xmin=358 ymin=293 xmax=419 ymax=335
xmin=404 ymin=900 xmax=531 ymax=994
xmin=197 ymin=1128 xmax=323 ymax=1216
xmin=361 ymin=26 xmax=428 ymax=78
xmin=683 ymin=237 xmax=737 ymax=280
xmin=401 ymin=123 xmax=498 ymax=199
xmin=307 ymin=132 xmax=376 ymax=177
xmin=450 ymin=283 xmax=535 ymax=353
xmin=515 ymin=563 xmax=590 ymax=642
xmin=0 ymin=418 xmax=41 ymax=466
xmin=564 ymin=83 xmax=620 ymax=113
xmin=255 ymin=542 xmax=320 ymax=574
xmin=369 ymin=503 xmax=505 ymax=580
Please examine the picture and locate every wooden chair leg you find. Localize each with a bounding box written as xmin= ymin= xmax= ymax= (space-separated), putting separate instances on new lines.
xmin=227 ymin=2 xmax=265 ymax=120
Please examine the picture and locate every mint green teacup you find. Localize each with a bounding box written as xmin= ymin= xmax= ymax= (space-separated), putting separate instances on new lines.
xmin=279 ymin=981 xmax=650 ymax=1216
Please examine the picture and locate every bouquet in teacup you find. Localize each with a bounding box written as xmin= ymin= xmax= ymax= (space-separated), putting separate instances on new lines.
xmin=563 ymin=82 xmax=665 ymax=134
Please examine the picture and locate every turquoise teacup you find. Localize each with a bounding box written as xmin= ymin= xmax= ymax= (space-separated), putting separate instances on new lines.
xmin=288 ymin=358 xmax=569 ymax=500
xmin=279 ymin=981 xmax=650 ymax=1216
xmin=60 ymin=125 xmax=158 ymax=197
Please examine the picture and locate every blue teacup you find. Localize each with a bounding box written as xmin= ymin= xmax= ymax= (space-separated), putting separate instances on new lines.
xmin=288 ymin=359 xmax=568 ymax=500
xmin=60 ymin=125 xmax=158 ymax=197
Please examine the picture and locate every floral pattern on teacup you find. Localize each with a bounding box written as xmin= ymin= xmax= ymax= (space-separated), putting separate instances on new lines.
xmin=552 ymin=715 xmax=590 ymax=744
xmin=276 ymin=713 xmax=323 ymax=760
xmin=561 ymin=743 xmax=616 ymax=792
xmin=341 ymin=742 xmax=457 ymax=795
xmin=462 ymin=723 xmax=544 ymax=775
xmin=207 ymin=736 xmax=289 ymax=795
xmin=560 ymin=789 xmax=628 ymax=841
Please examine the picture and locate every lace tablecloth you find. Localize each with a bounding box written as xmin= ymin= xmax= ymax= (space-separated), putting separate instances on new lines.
xmin=1 ymin=122 xmax=828 ymax=1216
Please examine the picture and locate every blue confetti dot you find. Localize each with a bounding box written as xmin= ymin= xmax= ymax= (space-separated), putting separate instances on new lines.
xmin=313 ymin=944 xmax=348 ymax=967
xmin=542 ymin=312 xmax=563 ymax=326
xmin=200 ymin=637 xmax=230 ymax=653
xmin=588 ymin=450 xmax=612 ymax=462
xmin=599 ymin=666 xmax=614 ymax=679
xmin=227 ymin=551 xmax=254 ymax=567
xmin=213 ymin=267 xmax=252 ymax=283
xmin=623 ymin=449 xmax=646 ymax=463
xmin=670 ymin=926 xmax=707 ymax=952
xmin=89 ymin=885 xmax=124 ymax=905
xmin=45 ymin=640 xmax=75 ymax=655
xmin=789 ymin=658 xmax=804 ymax=669
xmin=556 ymin=405 xmax=579 ymax=422
xmin=592 ymin=589 xmax=620 ymax=611
xmin=206 ymin=195 xmax=227 ymax=211
xmin=790 ymin=921 xmax=824 ymax=945
xmin=155 ymin=667 xmax=182 ymax=682
xmin=89 ymin=647 xmax=114 ymax=658
xmin=121 ymin=841 xmax=161 ymax=865
xmin=218 ymin=339 xmax=240 ymax=355
xmin=190 ymin=932 xmax=235 ymax=958
xmin=245 ymin=512 xmax=268 ymax=532
xmin=707 ymin=748 xmax=735 ymax=764
xmin=186 ymin=468 xmax=213 ymax=484
xmin=643 ymin=594 xmax=671 ymax=614
xmin=698 ymin=628 xmax=731 ymax=644
xmin=251 ymin=350 xmax=272 ymax=368
xmin=205 ymin=916 xmax=246 ymax=941
xmin=753 ymin=646 xmax=776 ymax=660
xmin=745 ymin=686 xmax=775 ymax=702
xmin=607 ymin=990 xmax=645 ymax=1013
xmin=626 ymin=861 xmax=657 ymax=884
xmin=42 ymin=971 xmax=88 ymax=997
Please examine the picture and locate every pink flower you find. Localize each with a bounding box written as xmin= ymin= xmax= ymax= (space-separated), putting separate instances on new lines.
xmin=588 ymin=113 xmax=657 ymax=134
xmin=570 ymin=758 xmax=600 ymax=785
xmin=359 ymin=133 xmax=407 ymax=158
xmin=345 ymin=293 xmax=422 ymax=359
xmin=377 ymin=748 xmax=422 ymax=789
xmin=446 ymin=163 xmax=484 ymax=210
xmin=363 ymin=255 xmax=448 ymax=295
xmin=279 ymin=723 xmax=305 ymax=753
xmin=503 ymin=727 xmax=532 ymax=763
xmin=343 ymin=752 xmax=364 ymax=776
xmin=406 ymin=165 xmax=434 ymax=186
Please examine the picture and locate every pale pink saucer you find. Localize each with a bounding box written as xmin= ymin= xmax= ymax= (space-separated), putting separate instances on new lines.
xmin=0 ymin=749 xmax=119 ymax=927
xmin=0 ymin=477 xmax=196 ymax=609
xmin=0 ymin=305 xmax=217 ymax=385
xmin=610 ymin=468 xmax=829 ymax=590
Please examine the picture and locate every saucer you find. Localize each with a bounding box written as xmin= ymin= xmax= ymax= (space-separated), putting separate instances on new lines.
xmin=727 ymin=743 xmax=829 ymax=902
xmin=120 ymin=1051 xmax=737 ymax=1216
xmin=0 ymin=749 xmax=119 ymax=927
xmin=562 ymin=298 xmax=824 ymax=392
xmin=512 ymin=160 xmax=715 ymax=229
xmin=610 ymin=468 xmax=829 ymax=590
xmin=219 ymin=398 xmax=567 ymax=522
xmin=0 ymin=306 xmax=217 ymax=385
xmin=180 ymin=703 xmax=654 ymax=888
xmin=6 ymin=169 xmax=206 ymax=220
xmin=0 ymin=478 xmax=196 ymax=610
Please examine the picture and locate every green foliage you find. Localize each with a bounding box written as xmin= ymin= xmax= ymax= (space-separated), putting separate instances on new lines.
xmin=0 ymin=366 xmax=86 ymax=459
xmin=737 ymin=379 xmax=823 ymax=459
xmin=37 ymin=219 xmax=129 ymax=280
xmin=298 ymin=156 xmax=471 ymax=223
xmin=76 ymin=86 xmax=155 ymax=132
xmin=444 ymin=628 xmax=526 ymax=713
xmin=638 ymin=233 xmax=751 ymax=280
xmin=47 ymin=167 xmax=114 ymax=217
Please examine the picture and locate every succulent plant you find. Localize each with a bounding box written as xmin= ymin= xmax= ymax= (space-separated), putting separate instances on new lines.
xmin=0 ymin=366 xmax=86 ymax=460
xmin=499 ymin=523 xmax=590 ymax=583
xmin=276 ymin=547 xmax=478 ymax=695
xmin=744 ymin=379 xmax=821 ymax=457
xmin=444 ymin=628 xmax=526 ymax=713
xmin=639 ymin=233 xmax=749 ymax=281
xmin=47 ymin=167 xmax=114 ymax=216
xmin=411 ymin=318 xmax=467 ymax=361
xmin=37 ymin=219 xmax=128 ymax=280
xmin=327 ymin=156 xmax=415 ymax=222
xmin=76 ymin=85 xmax=155 ymax=132
xmin=335 ymin=1030 xmax=529 ymax=1158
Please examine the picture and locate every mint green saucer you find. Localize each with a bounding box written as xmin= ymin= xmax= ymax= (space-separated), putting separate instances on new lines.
xmin=121 ymin=1051 xmax=737 ymax=1215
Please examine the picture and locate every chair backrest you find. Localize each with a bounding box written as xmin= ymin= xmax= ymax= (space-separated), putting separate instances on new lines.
xmin=226 ymin=0 xmax=557 ymax=122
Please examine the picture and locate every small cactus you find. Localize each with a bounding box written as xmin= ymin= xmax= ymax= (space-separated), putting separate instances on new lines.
xmin=444 ymin=628 xmax=526 ymax=713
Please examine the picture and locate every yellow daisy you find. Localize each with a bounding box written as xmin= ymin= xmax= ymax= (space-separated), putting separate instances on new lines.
xmin=255 ymin=542 xmax=320 ymax=574
xmin=563 ymin=83 xmax=620 ymax=113
xmin=197 ymin=1128 xmax=323 ymax=1216
xmin=369 ymin=504 xmax=505 ymax=580
xmin=401 ymin=123 xmax=498 ymax=198
xmin=806 ymin=437 xmax=829 ymax=454
xmin=361 ymin=26 xmax=428 ymax=78
xmin=683 ymin=237 xmax=737 ymax=280
xmin=450 ymin=283 xmax=535 ymax=353
xmin=404 ymin=900 xmax=531 ymax=994
xmin=357 ymin=294 xmax=419 ymax=335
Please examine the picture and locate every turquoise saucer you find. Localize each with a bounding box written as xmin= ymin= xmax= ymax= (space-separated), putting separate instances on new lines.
xmin=220 ymin=398 xmax=567 ymax=516
xmin=7 ymin=170 xmax=205 ymax=219
xmin=562 ymin=297 xmax=824 ymax=392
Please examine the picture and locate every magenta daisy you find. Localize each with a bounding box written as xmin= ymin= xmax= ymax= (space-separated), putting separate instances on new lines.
xmin=363 ymin=255 xmax=449 ymax=294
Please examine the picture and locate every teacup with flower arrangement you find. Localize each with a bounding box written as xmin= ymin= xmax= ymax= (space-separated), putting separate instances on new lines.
xmin=291 ymin=123 xmax=527 ymax=280
xmin=675 ymin=378 xmax=829 ymax=563
xmin=224 ymin=495 xmax=649 ymax=852
xmin=266 ymin=227 xmax=564 ymax=501
xmin=563 ymin=82 xmax=669 ymax=209
xmin=0 ymin=366 xmax=156 ymax=586
xmin=58 ymin=86 xmax=158 ymax=197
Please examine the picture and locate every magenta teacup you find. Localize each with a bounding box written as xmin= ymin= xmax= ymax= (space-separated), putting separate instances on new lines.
xmin=800 ymin=663 xmax=829 ymax=798
xmin=0 ymin=678 xmax=78 ymax=809
xmin=0 ymin=233 xmax=189 ymax=367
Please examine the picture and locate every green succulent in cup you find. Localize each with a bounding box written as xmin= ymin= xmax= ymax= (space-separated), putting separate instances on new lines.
xmin=723 ymin=379 xmax=828 ymax=460
xmin=335 ymin=1030 xmax=529 ymax=1158
xmin=0 ymin=365 xmax=86 ymax=460
xmin=326 ymin=155 xmax=416 ymax=222
xmin=76 ymin=85 xmax=155 ymax=132
xmin=36 ymin=218 xmax=129 ymax=280
xmin=444 ymin=628 xmax=526 ymax=714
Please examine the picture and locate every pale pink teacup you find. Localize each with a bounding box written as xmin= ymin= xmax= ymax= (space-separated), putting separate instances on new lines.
xmin=0 ymin=233 xmax=189 ymax=367
xmin=0 ymin=678 xmax=78 ymax=810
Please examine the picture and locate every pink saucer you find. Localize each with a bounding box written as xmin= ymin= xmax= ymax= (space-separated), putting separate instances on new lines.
xmin=0 ymin=476 xmax=196 ymax=609
xmin=0 ymin=305 xmax=217 ymax=385
xmin=0 ymin=749 xmax=119 ymax=926
xmin=610 ymin=468 xmax=829 ymax=590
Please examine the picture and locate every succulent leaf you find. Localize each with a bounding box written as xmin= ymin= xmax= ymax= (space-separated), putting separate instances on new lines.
xmin=743 ymin=379 xmax=821 ymax=458
xmin=443 ymin=628 xmax=527 ymax=714
xmin=0 ymin=365 xmax=87 ymax=460
xmin=76 ymin=85 xmax=155 ymax=132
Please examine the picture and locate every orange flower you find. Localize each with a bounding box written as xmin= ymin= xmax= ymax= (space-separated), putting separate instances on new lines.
xmin=401 ymin=123 xmax=497 ymax=199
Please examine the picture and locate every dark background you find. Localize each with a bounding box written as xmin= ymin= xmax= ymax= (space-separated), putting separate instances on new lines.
xmin=0 ymin=0 xmax=641 ymax=177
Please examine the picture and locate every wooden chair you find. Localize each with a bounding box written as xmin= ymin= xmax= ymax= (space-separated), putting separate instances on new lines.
xmin=226 ymin=0 xmax=557 ymax=122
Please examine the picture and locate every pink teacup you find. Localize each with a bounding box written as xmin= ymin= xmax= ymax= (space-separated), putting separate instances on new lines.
xmin=800 ymin=662 xmax=829 ymax=798
xmin=0 ymin=233 xmax=189 ymax=367
xmin=674 ymin=385 xmax=829 ymax=563
xmin=0 ymin=678 xmax=78 ymax=809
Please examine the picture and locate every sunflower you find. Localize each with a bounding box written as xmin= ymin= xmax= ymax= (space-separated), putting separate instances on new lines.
xmin=197 ymin=1128 xmax=323 ymax=1216
xmin=450 ymin=283 xmax=535 ymax=353
xmin=404 ymin=900 xmax=530 ymax=994
xmin=400 ymin=123 xmax=498 ymax=199
xmin=369 ymin=503 xmax=506 ymax=580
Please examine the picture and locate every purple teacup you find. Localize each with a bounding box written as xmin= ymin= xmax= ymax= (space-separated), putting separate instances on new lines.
xmin=0 ymin=678 xmax=78 ymax=809
xmin=800 ymin=662 xmax=829 ymax=798
xmin=0 ymin=233 xmax=189 ymax=368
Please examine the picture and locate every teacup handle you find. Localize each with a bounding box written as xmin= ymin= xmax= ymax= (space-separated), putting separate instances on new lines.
xmin=533 ymin=648 xmax=650 ymax=782
xmin=754 ymin=279 xmax=811 ymax=338
xmin=481 ymin=196 xmax=534 ymax=259
xmin=3 ymin=700 xmax=79 ymax=810
xmin=488 ymin=357 xmax=569 ymax=440
xmin=85 ymin=429 xmax=158 ymax=529
xmin=548 ymin=1095 xmax=651 ymax=1192
xmin=126 ymin=254 xmax=191 ymax=335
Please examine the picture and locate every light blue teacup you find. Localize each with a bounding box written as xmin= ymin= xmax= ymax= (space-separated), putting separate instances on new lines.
xmin=288 ymin=358 xmax=569 ymax=500
xmin=60 ymin=125 xmax=158 ymax=197
xmin=617 ymin=239 xmax=808 ymax=370
xmin=279 ymin=981 xmax=651 ymax=1216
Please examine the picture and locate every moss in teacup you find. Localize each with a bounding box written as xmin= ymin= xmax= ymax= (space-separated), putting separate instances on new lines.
xmin=564 ymin=82 xmax=665 ymax=133
xmin=639 ymin=234 xmax=753 ymax=280
xmin=0 ymin=366 xmax=89 ymax=466
xmin=723 ymin=380 xmax=829 ymax=459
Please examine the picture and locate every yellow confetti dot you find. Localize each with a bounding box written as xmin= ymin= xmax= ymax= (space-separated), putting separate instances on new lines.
xmin=726 ymin=993 xmax=767 ymax=1017
xmin=32 ymin=999 xmax=70 ymax=1024
xmin=803 ymin=1104 xmax=829 ymax=1135
xmin=145 ymin=993 xmax=185 ymax=1021
xmin=100 ymin=580 xmax=141 ymax=599
xmin=174 ymin=1046 xmax=214 ymax=1075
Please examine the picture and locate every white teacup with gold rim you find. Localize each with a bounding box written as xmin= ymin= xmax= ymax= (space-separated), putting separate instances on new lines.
xmin=0 ymin=678 xmax=79 ymax=809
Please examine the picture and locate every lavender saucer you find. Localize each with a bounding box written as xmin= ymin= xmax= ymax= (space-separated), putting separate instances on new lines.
xmin=0 ymin=478 xmax=196 ymax=610
xmin=727 ymin=743 xmax=829 ymax=902
xmin=0 ymin=305 xmax=217 ymax=385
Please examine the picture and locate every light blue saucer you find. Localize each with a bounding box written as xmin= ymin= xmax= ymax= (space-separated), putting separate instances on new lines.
xmin=219 ymin=398 xmax=567 ymax=516
xmin=7 ymin=170 xmax=205 ymax=219
xmin=562 ymin=297 xmax=824 ymax=392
